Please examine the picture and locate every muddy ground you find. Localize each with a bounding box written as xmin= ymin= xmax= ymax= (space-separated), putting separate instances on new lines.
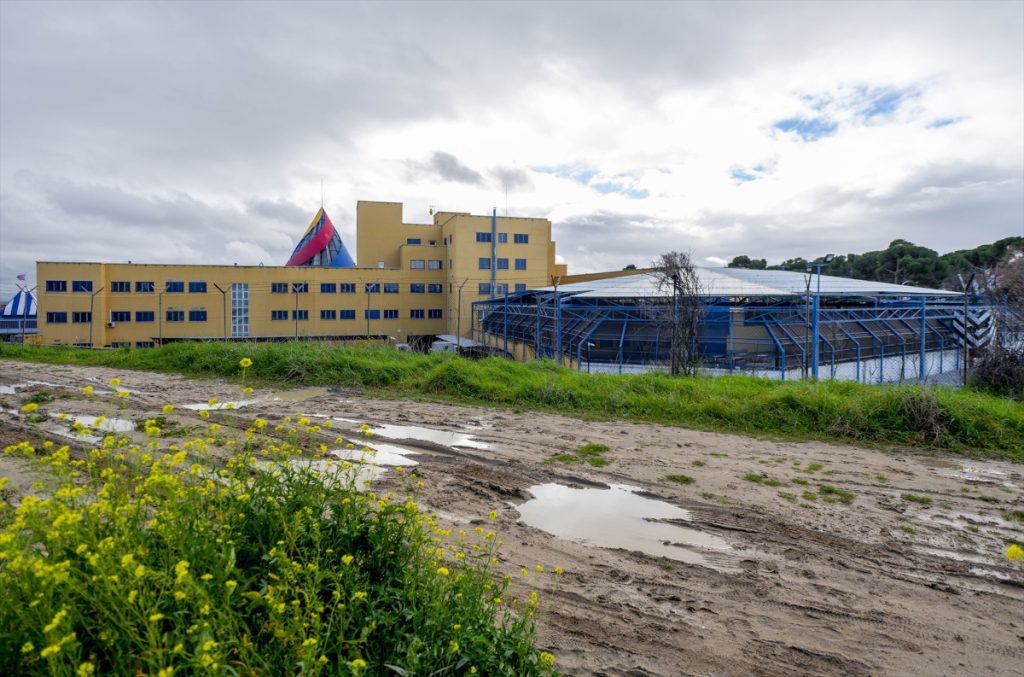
xmin=1 ymin=360 xmax=1022 ymax=676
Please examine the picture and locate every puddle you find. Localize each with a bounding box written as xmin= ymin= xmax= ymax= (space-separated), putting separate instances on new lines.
xmin=265 ymin=458 xmax=388 ymax=490
xmin=0 ymin=380 xmax=66 ymax=395
xmin=516 ymin=483 xmax=729 ymax=565
xmin=364 ymin=422 xmax=490 ymax=450
xmin=331 ymin=441 xmax=419 ymax=467
xmin=936 ymin=464 xmax=1020 ymax=489
xmin=65 ymin=414 xmax=136 ymax=433
xmin=270 ymin=387 xmax=331 ymax=402
xmin=181 ymin=400 xmax=257 ymax=411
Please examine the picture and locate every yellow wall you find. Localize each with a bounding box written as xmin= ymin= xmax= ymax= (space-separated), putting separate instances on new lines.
xmin=35 ymin=200 xmax=569 ymax=347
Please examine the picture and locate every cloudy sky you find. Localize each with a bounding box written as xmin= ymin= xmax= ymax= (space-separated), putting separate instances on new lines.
xmin=1 ymin=0 xmax=1022 ymax=298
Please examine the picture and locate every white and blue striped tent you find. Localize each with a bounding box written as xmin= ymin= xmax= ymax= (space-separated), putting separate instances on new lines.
xmin=0 ymin=289 xmax=37 ymax=318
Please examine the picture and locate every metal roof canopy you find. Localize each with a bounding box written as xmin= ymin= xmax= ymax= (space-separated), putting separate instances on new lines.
xmin=542 ymin=268 xmax=961 ymax=299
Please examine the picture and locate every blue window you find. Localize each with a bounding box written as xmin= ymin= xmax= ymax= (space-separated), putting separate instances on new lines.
xmin=428 ymin=260 xmax=442 ymax=270
xmin=407 ymin=238 xmax=421 ymax=245
xmin=111 ymin=281 xmax=130 ymax=293
xmin=292 ymin=310 xmax=308 ymax=320
xmin=365 ymin=283 xmax=380 ymax=293
xmin=189 ymin=310 xmax=207 ymax=322
xmin=410 ymin=259 xmax=425 ymax=270
xmin=110 ymin=311 xmax=131 ymax=323
xmin=136 ymin=311 xmax=155 ymax=322
xmin=428 ymin=309 xmax=443 ymax=319
xmin=410 ymin=309 xmax=425 ymax=319
xmin=515 ymin=258 xmax=527 ymax=270
xmin=340 ymin=309 xmax=356 ymax=320
xmin=46 ymin=312 xmax=67 ymax=323
xmin=476 ymin=232 xmax=492 ymax=243
xmin=479 ymin=258 xmax=491 ymax=270
xmin=497 ymin=258 xmax=509 ymax=270
xmin=383 ymin=309 xmax=399 ymax=319
xmin=514 ymin=233 xmax=529 ymax=244
xmin=165 ymin=281 xmax=184 ymax=293
xmin=271 ymin=310 xmax=288 ymax=321
xmin=428 ymin=284 xmax=443 ymax=294
xmin=498 ymin=232 xmax=508 ymax=243
xmin=339 ymin=283 xmax=356 ymax=293
xmin=136 ymin=281 xmax=155 ymax=293
xmin=364 ymin=309 xmax=380 ymax=320
xmin=292 ymin=283 xmax=308 ymax=293
xmin=515 ymin=283 xmax=527 ymax=292
xmin=321 ymin=283 xmax=337 ymax=293
xmin=479 ymin=283 xmax=491 ymax=295
xmin=136 ymin=341 xmax=156 ymax=348
xmin=72 ymin=280 xmax=93 ymax=292
xmin=410 ymin=283 xmax=425 ymax=294
xmin=72 ymin=311 xmax=92 ymax=323
xmin=271 ymin=283 xmax=288 ymax=294
xmin=45 ymin=280 xmax=67 ymax=292
xmin=383 ymin=283 xmax=399 ymax=293
xmin=321 ymin=309 xmax=336 ymax=320
xmin=496 ymin=283 xmax=508 ymax=295
xmin=166 ymin=310 xmax=184 ymax=322
xmin=189 ymin=281 xmax=207 ymax=293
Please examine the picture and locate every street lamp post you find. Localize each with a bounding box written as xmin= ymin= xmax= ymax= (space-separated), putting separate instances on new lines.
xmin=807 ymin=254 xmax=834 ymax=380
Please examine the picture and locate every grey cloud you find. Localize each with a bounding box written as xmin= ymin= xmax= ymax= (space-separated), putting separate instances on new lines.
xmin=422 ymin=152 xmax=484 ymax=185
xmin=492 ymin=167 xmax=533 ymax=191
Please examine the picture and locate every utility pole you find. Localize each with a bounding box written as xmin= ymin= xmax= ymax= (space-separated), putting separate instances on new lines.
xmin=803 ymin=272 xmax=812 ymax=379
xmin=214 ymin=283 xmax=228 ymax=340
xmin=89 ymin=287 xmax=104 ymax=347
xmin=20 ymin=284 xmax=37 ymax=345
xmin=456 ymin=277 xmax=469 ymax=343
xmin=554 ymin=276 xmax=561 ymax=366
xmin=960 ymin=273 xmax=975 ymax=386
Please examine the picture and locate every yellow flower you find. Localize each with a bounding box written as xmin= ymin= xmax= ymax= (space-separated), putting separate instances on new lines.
xmin=128 ymin=590 xmax=138 ymax=604
xmin=83 ymin=385 xmax=94 ymax=396
xmin=540 ymin=651 xmax=556 ymax=667
xmin=342 ymin=554 xmax=354 ymax=566
xmin=239 ymin=357 xmax=253 ymax=368
xmin=20 ymin=642 xmax=34 ymax=654
xmin=530 ymin=591 xmax=539 ymax=606
xmin=163 ymin=403 xmax=174 ymax=414
xmin=109 ymin=378 xmax=121 ymax=387
xmin=118 ymin=390 xmax=129 ymax=399
xmin=488 ymin=510 xmax=498 ymax=520
xmin=243 ymin=387 xmax=254 ymax=394
xmin=149 ymin=612 xmax=164 ymax=622
xmin=225 ymin=579 xmax=237 ymax=590
xmin=436 ymin=567 xmax=449 ymax=576
xmin=174 ymin=560 xmax=190 ymax=582
xmin=199 ymin=410 xmax=210 ymax=420
xmin=353 ymin=591 xmax=367 ymax=600
xmin=77 ymin=661 xmax=95 ymax=676
xmin=302 ymin=637 xmax=318 ymax=647
xmin=535 ymin=564 xmax=544 ymax=573
xmin=350 ymin=658 xmax=367 ymax=670
xmin=134 ymin=564 xmax=146 ymax=578
xmin=208 ymin=398 xmax=218 ymax=407
xmin=1007 ymin=544 xmax=1024 ymax=561
xmin=157 ymin=668 xmax=174 ymax=677
xmin=20 ymin=402 xmax=39 ymax=413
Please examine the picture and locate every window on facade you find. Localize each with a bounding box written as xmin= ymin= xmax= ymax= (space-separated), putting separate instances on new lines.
xmin=72 ymin=280 xmax=93 ymax=292
xmin=479 ymin=258 xmax=491 ymax=270
xmin=364 ymin=309 xmax=380 ymax=320
xmin=271 ymin=310 xmax=288 ymax=321
xmin=410 ymin=259 xmax=425 ymax=270
xmin=45 ymin=280 xmax=67 ymax=292
xmin=46 ymin=312 xmax=67 ymax=323
xmin=136 ymin=341 xmax=156 ymax=348
xmin=135 ymin=281 xmax=155 ymax=293
xmin=111 ymin=281 xmax=130 ymax=293
xmin=515 ymin=259 xmax=527 ymax=270
xmin=340 ymin=309 xmax=356 ymax=320
xmin=72 ymin=311 xmax=92 ymax=323
xmin=110 ymin=311 xmax=131 ymax=323
xmin=514 ymin=233 xmax=529 ymax=244
xmin=497 ymin=258 xmax=509 ymax=270
xmin=410 ymin=309 xmax=425 ymax=319
xmin=189 ymin=281 xmax=207 ymax=293
xmin=496 ymin=283 xmax=508 ymax=295
xmin=383 ymin=283 xmax=399 ymax=293
xmin=410 ymin=283 xmax=425 ymax=293
xmin=321 ymin=309 xmax=336 ymax=320
xmin=272 ymin=283 xmax=289 ymax=294
xmin=476 ymin=232 xmax=492 ymax=243
xmin=428 ymin=284 xmax=443 ymax=294
xmin=166 ymin=310 xmax=185 ymax=322
xmin=383 ymin=309 xmax=399 ymax=319
xmin=479 ymin=283 xmax=491 ymax=295
xmin=407 ymin=238 xmax=421 ymax=245
xmin=135 ymin=311 xmax=155 ymax=322
xmin=428 ymin=309 xmax=443 ymax=319
xmin=292 ymin=283 xmax=308 ymax=293
xmin=292 ymin=309 xmax=309 ymax=320
xmin=165 ymin=281 xmax=184 ymax=293
xmin=339 ymin=283 xmax=356 ymax=293
xmin=110 ymin=342 xmax=130 ymax=348
xmin=189 ymin=310 xmax=207 ymax=322
xmin=515 ymin=283 xmax=527 ymax=292
xmin=320 ymin=283 xmax=336 ymax=293
xmin=428 ymin=260 xmax=442 ymax=270
xmin=365 ymin=282 xmax=380 ymax=293
xmin=428 ymin=240 xmax=436 ymax=246
xmin=498 ymin=232 xmax=508 ymax=243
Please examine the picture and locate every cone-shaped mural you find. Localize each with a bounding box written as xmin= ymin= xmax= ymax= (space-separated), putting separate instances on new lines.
xmin=285 ymin=208 xmax=356 ymax=267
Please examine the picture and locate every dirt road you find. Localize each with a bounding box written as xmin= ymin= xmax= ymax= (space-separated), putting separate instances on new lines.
xmin=1 ymin=361 xmax=1022 ymax=676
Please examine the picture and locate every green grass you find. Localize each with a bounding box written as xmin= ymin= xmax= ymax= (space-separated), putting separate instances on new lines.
xmin=742 ymin=473 xmax=784 ymax=487
xmin=664 ymin=474 xmax=694 ymax=485
xmin=801 ymin=490 xmax=818 ymax=502
xmin=902 ymin=493 xmax=933 ymax=505
xmin=691 ymin=459 xmax=706 ymax=467
xmin=818 ymin=484 xmax=856 ymax=504
xmin=547 ymin=442 xmax=610 ymax=467
xmin=3 ymin=342 xmax=1024 ymax=459
xmin=777 ymin=491 xmax=798 ymax=503
xmin=1004 ymin=511 xmax=1024 ymax=523
xmin=800 ymin=463 xmax=824 ymax=473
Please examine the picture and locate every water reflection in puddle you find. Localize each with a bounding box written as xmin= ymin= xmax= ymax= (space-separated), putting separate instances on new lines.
xmin=0 ymin=380 xmax=64 ymax=395
xmin=270 ymin=387 xmax=331 ymax=402
xmin=66 ymin=414 xmax=136 ymax=433
xmin=935 ymin=464 xmax=1020 ymax=489
xmin=517 ymin=483 xmax=729 ymax=565
xmin=331 ymin=441 xmax=419 ymax=467
xmin=181 ymin=400 xmax=257 ymax=411
xmin=364 ymin=422 xmax=490 ymax=450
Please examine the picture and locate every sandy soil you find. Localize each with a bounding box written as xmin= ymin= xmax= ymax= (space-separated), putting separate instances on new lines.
xmin=1 ymin=360 xmax=1022 ymax=676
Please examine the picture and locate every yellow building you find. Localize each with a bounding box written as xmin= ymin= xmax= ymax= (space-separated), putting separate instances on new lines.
xmin=35 ymin=201 xmax=567 ymax=348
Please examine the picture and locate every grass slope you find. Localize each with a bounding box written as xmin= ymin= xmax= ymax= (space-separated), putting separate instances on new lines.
xmin=2 ymin=342 xmax=1022 ymax=460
